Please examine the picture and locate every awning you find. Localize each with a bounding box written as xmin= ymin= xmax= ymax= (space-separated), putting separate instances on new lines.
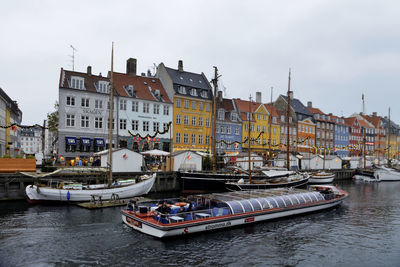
xmin=80 ymin=137 xmax=91 ymax=146
xmin=94 ymin=138 xmax=105 ymax=146
xmin=65 ymin=136 xmax=77 ymax=145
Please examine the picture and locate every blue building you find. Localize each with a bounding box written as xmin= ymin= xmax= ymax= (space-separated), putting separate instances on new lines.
xmin=215 ymin=92 xmax=242 ymax=155
xmin=332 ymin=115 xmax=349 ymax=158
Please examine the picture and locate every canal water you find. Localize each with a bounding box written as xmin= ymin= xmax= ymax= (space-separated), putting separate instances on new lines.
xmin=1 ymin=180 xmax=400 ymax=267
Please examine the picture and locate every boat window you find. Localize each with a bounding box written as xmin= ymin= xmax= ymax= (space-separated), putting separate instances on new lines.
xmin=313 ymin=192 xmax=325 ymax=201
xmin=240 ymin=200 xmax=254 ymax=212
xmin=265 ymin=197 xmax=279 ymax=209
xmin=288 ymin=194 xmax=300 ymax=205
xmin=226 ymin=201 xmax=244 ymax=214
xmin=249 ymin=199 xmax=262 ymax=211
xmin=303 ymin=193 xmax=313 ymax=203
xmin=277 ymin=196 xmax=288 ymax=207
xmin=293 ymin=194 xmax=305 ymax=204
xmin=282 ymin=195 xmax=294 ymax=206
xmin=272 ymin=197 xmax=285 ymax=208
xmin=257 ymin=198 xmax=271 ymax=209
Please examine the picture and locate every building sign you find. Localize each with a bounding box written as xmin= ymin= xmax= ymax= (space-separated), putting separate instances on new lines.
xmin=82 ymin=108 xmax=103 ymax=115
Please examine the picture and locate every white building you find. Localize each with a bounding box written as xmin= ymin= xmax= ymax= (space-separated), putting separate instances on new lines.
xmin=170 ymin=150 xmax=202 ymax=171
xmin=96 ymin=148 xmax=144 ymax=172
xmin=274 ymin=153 xmax=299 ymax=170
xmin=113 ymin=58 xmax=173 ymax=152
xmin=235 ymin=152 xmax=263 ymax=170
xmin=301 ymin=154 xmax=342 ymax=170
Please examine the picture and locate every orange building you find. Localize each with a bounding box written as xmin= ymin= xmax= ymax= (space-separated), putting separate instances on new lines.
xmin=297 ymin=118 xmax=315 ymax=153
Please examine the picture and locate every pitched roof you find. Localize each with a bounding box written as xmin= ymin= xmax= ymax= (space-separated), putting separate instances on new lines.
xmin=60 ymin=68 xmax=109 ymax=93
xmin=281 ymin=95 xmax=313 ymax=116
xmin=363 ymin=115 xmax=382 ymax=128
xmin=344 ymin=117 xmax=357 ymax=127
xmin=264 ymin=103 xmax=280 ymax=124
xmin=307 ymin=106 xmax=325 ymax=115
xmin=233 ymin=99 xmax=260 ymax=122
xmin=113 ymin=72 xmax=172 ymax=103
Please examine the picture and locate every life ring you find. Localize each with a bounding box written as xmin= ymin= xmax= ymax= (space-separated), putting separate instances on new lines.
xmin=174 ymin=202 xmax=186 ymax=206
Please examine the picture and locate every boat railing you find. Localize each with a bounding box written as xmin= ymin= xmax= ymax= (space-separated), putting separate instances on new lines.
xmin=153 ymin=207 xmax=231 ymax=224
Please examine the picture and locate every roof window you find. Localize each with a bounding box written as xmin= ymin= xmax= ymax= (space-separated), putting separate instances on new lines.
xmin=70 ymin=76 xmax=85 ymax=90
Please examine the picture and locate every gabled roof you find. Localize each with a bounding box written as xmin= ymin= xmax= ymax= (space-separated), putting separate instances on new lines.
xmin=350 ymin=114 xmax=374 ymax=129
xmin=344 ymin=117 xmax=358 ymax=127
xmin=264 ymin=103 xmax=280 ymax=124
xmin=233 ymin=99 xmax=260 ymax=122
xmin=363 ymin=115 xmax=382 ymax=128
xmin=216 ymin=98 xmax=241 ymax=123
xmin=113 ymin=72 xmax=172 ymax=103
xmin=281 ymin=95 xmax=313 ymax=116
xmin=60 ymin=68 xmax=109 ymax=93
xmin=307 ymin=106 xmax=325 ymax=115
xmin=165 ymin=67 xmax=211 ymax=90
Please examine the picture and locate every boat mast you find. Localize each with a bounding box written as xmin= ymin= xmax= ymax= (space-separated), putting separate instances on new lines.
xmin=248 ymin=96 xmax=253 ymax=183
xmin=211 ymin=66 xmax=219 ymax=174
xmin=286 ymin=69 xmax=291 ymax=171
xmin=268 ymin=87 xmax=273 ymax=167
xmin=108 ymin=43 xmax=114 ymax=187
xmin=363 ymin=127 xmax=366 ymax=169
xmin=388 ymin=107 xmax=391 ymax=164
xmin=323 ymin=117 xmax=327 ymax=170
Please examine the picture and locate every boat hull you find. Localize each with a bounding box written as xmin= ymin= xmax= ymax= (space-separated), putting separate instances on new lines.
xmin=308 ymin=173 xmax=335 ymax=184
xmin=225 ymin=177 xmax=309 ymax=191
xmin=122 ymin=197 xmax=344 ymax=238
xmin=375 ymin=168 xmax=400 ymax=181
xmin=25 ymin=175 xmax=156 ymax=203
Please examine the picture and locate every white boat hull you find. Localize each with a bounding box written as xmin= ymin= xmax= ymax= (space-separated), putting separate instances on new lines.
xmin=308 ymin=173 xmax=335 ymax=184
xmin=375 ymin=167 xmax=400 ymax=181
xmin=25 ymin=174 xmax=156 ymax=203
xmin=122 ymin=198 xmax=344 ymax=238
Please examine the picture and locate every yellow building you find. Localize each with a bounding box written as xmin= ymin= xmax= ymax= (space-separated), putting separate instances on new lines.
xmin=264 ymin=103 xmax=281 ymax=154
xmin=157 ymin=61 xmax=213 ymax=152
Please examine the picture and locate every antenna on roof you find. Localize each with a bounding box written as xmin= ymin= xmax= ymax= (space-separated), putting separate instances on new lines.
xmin=70 ymin=45 xmax=78 ymax=71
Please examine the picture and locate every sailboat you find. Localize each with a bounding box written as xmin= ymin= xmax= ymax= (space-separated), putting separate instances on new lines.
xmin=25 ymin=44 xmax=156 ymax=203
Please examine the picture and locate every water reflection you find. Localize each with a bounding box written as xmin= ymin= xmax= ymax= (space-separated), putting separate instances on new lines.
xmin=1 ymin=181 xmax=400 ymax=266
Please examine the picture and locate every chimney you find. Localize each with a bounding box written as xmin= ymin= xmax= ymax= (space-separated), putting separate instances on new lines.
xmin=288 ymin=91 xmax=293 ymax=100
xmin=141 ymin=72 xmax=146 ymax=76
xmin=126 ymin=58 xmax=137 ymax=76
xmin=178 ymin=60 xmax=183 ymax=72
xmin=87 ymin=66 xmax=92 ymax=75
xmin=217 ymin=91 xmax=223 ymax=102
xmin=372 ymin=112 xmax=377 ymax=116
xmin=147 ymin=69 xmax=152 ymax=77
xmin=307 ymin=101 xmax=312 ymax=108
xmin=256 ymin=92 xmax=262 ymax=103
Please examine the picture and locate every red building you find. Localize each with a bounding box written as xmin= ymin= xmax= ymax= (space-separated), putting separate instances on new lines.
xmin=344 ymin=117 xmax=362 ymax=156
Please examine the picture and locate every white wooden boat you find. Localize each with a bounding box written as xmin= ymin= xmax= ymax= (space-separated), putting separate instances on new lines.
xmin=375 ymin=167 xmax=400 ymax=181
xmin=121 ymin=185 xmax=348 ymax=238
xmin=25 ymin=173 xmax=156 ymax=203
xmin=308 ymin=171 xmax=335 ymax=184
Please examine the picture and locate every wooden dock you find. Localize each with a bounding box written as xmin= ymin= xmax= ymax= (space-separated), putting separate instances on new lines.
xmin=76 ymin=196 xmax=152 ymax=209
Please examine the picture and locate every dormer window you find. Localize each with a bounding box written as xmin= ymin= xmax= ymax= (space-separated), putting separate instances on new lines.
xmin=315 ymin=114 xmax=319 ymax=119
xmin=201 ymin=91 xmax=208 ymax=98
xmin=124 ymin=85 xmax=135 ymax=97
xmin=97 ymin=81 xmax=110 ymax=93
xmin=231 ymin=112 xmax=237 ymax=121
xmin=190 ymin=88 xmax=197 ymax=96
xmin=70 ymin=76 xmax=85 ymax=90
xmin=218 ymin=110 xmax=224 ymax=120
xmin=178 ymin=86 xmax=186 ymax=94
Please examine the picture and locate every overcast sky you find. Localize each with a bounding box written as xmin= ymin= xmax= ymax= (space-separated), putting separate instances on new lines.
xmin=1 ymin=0 xmax=399 ymax=125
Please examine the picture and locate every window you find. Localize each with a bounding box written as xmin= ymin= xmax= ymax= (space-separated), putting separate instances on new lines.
xmin=176 ymin=115 xmax=181 ymax=124
xmin=184 ymin=115 xmax=189 ymax=125
xmin=95 ymin=100 xmax=103 ymax=109
xmin=176 ymin=133 xmax=181 ymax=143
xmin=192 ymin=101 xmax=196 ymax=110
xmin=245 ymin=124 xmax=249 ymax=131
xmin=132 ymin=120 xmax=139 ymax=131
xmin=221 ymin=126 xmax=225 ymax=133
xmin=66 ymin=96 xmax=75 ymax=106
xmin=227 ymin=127 xmax=231 ymax=134
xmin=143 ymin=121 xmax=149 ymax=131
xmin=192 ymin=116 xmax=196 ymax=126
xmin=143 ymin=103 xmax=149 ymax=113
xmin=251 ymin=125 xmax=254 ymax=132
xmin=119 ymin=119 xmax=127 ymax=130
xmin=257 ymin=125 xmax=261 ymax=132
xmin=263 ymin=115 xmax=266 ymax=120
xmin=281 ymin=115 xmax=285 ymax=122
xmin=81 ymin=98 xmax=89 ymax=107
xmin=272 ymin=117 xmax=277 ymax=123
xmin=199 ymin=102 xmax=204 ymax=111
xmin=178 ymin=86 xmax=186 ymax=94
xmin=201 ymin=91 xmax=208 ymax=98
xmin=206 ymin=118 xmax=210 ymax=127
xmin=206 ymin=135 xmax=210 ymax=145
xmin=198 ymin=117 xmax=203 ymax=126
xmin=81 ymin=116 xmax=89 ymax=128
xmin=120 ymin=99 xmax=127 ymax=110
xmin=163 ymin=105 xmax=169 ymax=115
xmin=218 ymin=110 xmax=224 ymax=120
xmin=190 ymin=88 xmax=197 ymax=96
xmin=231 ymin=112 xmax=237 ymax=121
xmin=94 ymin=117 xmax=103 ymax=129
xmin=71 ymin=76 xmax=84 ymax=89
xmin=263 ymin=126 xmax=266 ymax=133
xmin=97 ymin=81 xmax=109 ymax=93
xmin=66 ymin=114 xmax=75 ymax=127
xmin=191 ymin=134 xmax=196 ymax=144
xmin=198 ymin=135 xmax=203 ymax=145
xmin=107 ymin=118 xmax=115 ymax=129
xmin=132 ymin=101 xmax=138 ymax=112
xmin=107 ymin=101 xmax=115 ymax=110
xmin=153 ymin=122 xmax=159 ymax=132
xmin=235 ymin=127 xmax=239 ymax=135
xmin=257 ymin=114 xmax=260 ymax=120
xmin=183 ymin=133 xmax=188 ymax=144
xmin=163 ymin=123 xmax=168 ymax=131
xmin=216 ymin=126 xmax=220 ymax=133
xmin=184 ymin=100 xmax=189 ymax=109
xmin=176 ymin=99 xmax=181 ymax=108
xmin=206 ymin=103 xmax=211 ymax=112
xmin=153 ymin=104 xmax=160 ymax=114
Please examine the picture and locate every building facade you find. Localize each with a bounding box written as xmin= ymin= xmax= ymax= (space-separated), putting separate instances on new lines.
xmin=297 ymin=117 xmax=316 ymax=154
xmin=157 ymin=60 xmax=213 ymax=152
xmin=307 ymin=104 xmax=335 ymax=155
xmin=113 ymin=59 xmax=173 ymax=152
xmin=215 ymin=92 xmax=242 ymax=155
xmin=332 ymin=115 xmax=349 ymax=158
xmin=345 ymin=117 xmax=362 ymax=156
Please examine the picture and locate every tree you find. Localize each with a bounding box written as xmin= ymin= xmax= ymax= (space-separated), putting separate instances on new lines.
xmin=47 ymin=101 xmax=59 ymax=132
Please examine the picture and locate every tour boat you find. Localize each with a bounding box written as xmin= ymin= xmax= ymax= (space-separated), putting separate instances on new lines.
xmin=121 ymin=185 xmax=348 ymax=238
xmin=308 ymin=171 xmax=335 ymax=184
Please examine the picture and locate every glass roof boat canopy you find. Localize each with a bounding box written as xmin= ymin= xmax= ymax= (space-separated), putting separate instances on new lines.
xmin=189 ymin=188 xmax=325 ymax=215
